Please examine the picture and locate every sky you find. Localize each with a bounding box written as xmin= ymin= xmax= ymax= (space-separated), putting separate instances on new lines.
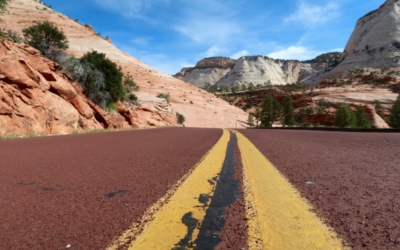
xmin=44 ymin=0 xmax=384 ymax=75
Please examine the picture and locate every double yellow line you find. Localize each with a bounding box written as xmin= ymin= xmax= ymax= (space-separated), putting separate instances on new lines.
xmin=108 ymin=129 xmax=348 ymax=250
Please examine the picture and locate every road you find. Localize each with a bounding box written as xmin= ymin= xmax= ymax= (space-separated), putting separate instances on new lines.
xmin=1 ymin=128 xmax=399 ymax=250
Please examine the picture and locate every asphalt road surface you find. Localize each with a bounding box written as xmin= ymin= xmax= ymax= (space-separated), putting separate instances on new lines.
xmin=1 ymin=128 xmax=399 ymax=250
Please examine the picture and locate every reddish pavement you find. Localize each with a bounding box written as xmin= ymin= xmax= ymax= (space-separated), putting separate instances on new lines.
xmin=240 ymin=129 xmax=400 ymax=250
xmin=0 ymin=128 xmax=222 ymax=249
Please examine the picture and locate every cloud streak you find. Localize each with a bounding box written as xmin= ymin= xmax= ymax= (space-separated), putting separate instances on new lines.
xmin=284 ymin=2 xmax=340 ymax=26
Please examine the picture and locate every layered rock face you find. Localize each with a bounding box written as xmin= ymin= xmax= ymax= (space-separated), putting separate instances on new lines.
xmin=175 ymin=56 xmax=333 ymax=88
xmin=175 ymin=57 xmax=236 ymax=87
xmin=0 ymin=39 xmax=178 ymax=136
xmin=2 ymin=0 xmax=248 ymax=130
xmin=332 ymin=0 xmax=400 ymax=73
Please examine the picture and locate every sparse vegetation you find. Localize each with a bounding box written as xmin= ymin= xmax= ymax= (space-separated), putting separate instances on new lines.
xmin=80 ymin=51 xmax=125 ymax=103
xmin=334 ymin=104 xmax=371 ymax=128
xmin=283 ymin=95 xmax=295 ymax=127
xmin=123 ymin=74 xmax=140 ymax=91
xmin=176 ymin=112 xmax=185 ymax=125
xmin=23 ymin=21 xmax=69 ymax=55
xmin=260 ymin=93 xmax=282 ymax=127
xmin=6 ymin=30 xmax=23 ymax=43
xmin=334 ymin=104 xmax=356 ymax=128
xmin=157 ymin=93 xmax=170 ymax=103
xmin=390 ymin=95 xmax=400 ymax=128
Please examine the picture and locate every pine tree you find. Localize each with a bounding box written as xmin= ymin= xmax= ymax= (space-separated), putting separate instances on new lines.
xmin=334 ymin=104 xmax=356 ymax=128
xmin=283 ymin=95 xmax=295 ymax=127
xmin=355 ymin=106 xmax=371 ymax=129
xmin=260 ymin=93 xmax=274 ymax=127
xmin=247 ymin=114 xmax=255 ymax=127
xmin=390 ymin=95 xmax=400 ymax=128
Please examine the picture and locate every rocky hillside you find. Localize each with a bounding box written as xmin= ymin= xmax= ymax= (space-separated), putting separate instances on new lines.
xmin=0 ymin=38 xmax=178 ymax=136
xmin=331 ymin=0 xmax=400 ymax=74
xmin=2 ymin=0 xmax=248 ymax=131
xmin=175 ymin=54 xmax=341 ymax=88
xmin=174 ymin=57 xmax=235 ymax=87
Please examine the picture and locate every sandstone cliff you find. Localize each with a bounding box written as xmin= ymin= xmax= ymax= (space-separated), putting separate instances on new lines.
xmin=0 ymin=38 xmax=178 ymax=136
xmin=174 ymin=57 xmax=236 ymax=87
xmin=2 ymin=0 xmax=248 ymax=130
xmin=175 ymin=55 xmax=337 ymax=88
xmin=332 ymin=0 xmax=400 ymax=74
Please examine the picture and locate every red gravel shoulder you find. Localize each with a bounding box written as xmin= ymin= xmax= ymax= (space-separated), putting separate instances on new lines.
xmin=0 ymin=128 xmax=222 ymax=249
xmin=239 ymin=129 xmax=400 ymax=250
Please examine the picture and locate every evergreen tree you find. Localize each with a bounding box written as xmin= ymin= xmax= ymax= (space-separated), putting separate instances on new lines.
xmin=247 ymin=114 xmax=255 ymax=127
xmin=260 ymin=93 xmax=274 ymax=127
xmin=334 ymin=104 xmax=356 ymax=128
xmin=283 ymin=95 xmax=295 ymax=127
xmin=272 ymin=98 xmax=283 ymax=122
xmin=255 ymin=107 xmax=261 ymax=127
xmin=355 ymin=106 xmax=371 ymax=129
xmin=390 ymin=95 xmax=400 ymax=128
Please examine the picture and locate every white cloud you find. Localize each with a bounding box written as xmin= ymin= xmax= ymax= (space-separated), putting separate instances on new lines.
xmin=175 ymin=19 xmax=241 ymax=45
xmin=284 ymin=2 xmax=340 ymax=26
xmin=91 ymin=0 xmax=169 ymax=19
xmin=267 ymin=46 xmax=343 ymax=61
xmin=205 ymin=46 xmax=228 ymax=57
xmin=131 ymin=37 xmax=153 ymax=46
xmin=231 ymin=50 xmax=248 ymax=59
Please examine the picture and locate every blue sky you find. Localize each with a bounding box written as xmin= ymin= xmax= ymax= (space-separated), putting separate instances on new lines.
xmin=44 ymin=0 xmax=384 ymax=75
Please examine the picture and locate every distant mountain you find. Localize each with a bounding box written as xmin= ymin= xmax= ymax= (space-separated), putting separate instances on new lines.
xmin=174 ymin=53 xmax=343 ymax=88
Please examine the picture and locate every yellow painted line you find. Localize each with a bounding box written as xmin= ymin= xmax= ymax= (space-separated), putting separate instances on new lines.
xmin=108 ymin=129 xmax=230 ymax=250
xmin=234 ymin=131 xmax=348 ymax=250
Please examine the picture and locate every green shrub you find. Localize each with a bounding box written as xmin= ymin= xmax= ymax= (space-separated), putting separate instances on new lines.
xmin=128 ymin=93 xmax=138 ymax=102
xmin=123 ymin=74 xmax=140 ymax=91
xmin=390 ymin=95 xmax=400 ymax=128
xmin=106 ymin=102 xmax=118 ymax=112
xmin=355 ymin=106 xmax=371 ymax=129
xmin=176 ymin=112 xmax=185 ymax=124
xmin=0 ymin=0 xmax=9 ymax=12
xmin=64 ymin=57 xmax=111 ymax=108
xmin=283 ymin=95 xmax=295 ymax=127
xmin=334 ymin=104 xmax=356 ymax=128
xmin=6 ymin=30 xmax=23 ymax=43
xmin=80 ymin=51 xmax=125 ymax=103
xmin=300 ymin=122 xmax=312 ymax=127
xmin=157 ymin=93 xmax=170 ymax=103
xmin=23 ymin=21 xmax=68 ymax=54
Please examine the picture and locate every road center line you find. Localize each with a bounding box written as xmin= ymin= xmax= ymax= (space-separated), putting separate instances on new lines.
xmin=234 ymin=131 xmax=348 ymax=250
xmin=109 ymin=129 xmax=230 ymax=250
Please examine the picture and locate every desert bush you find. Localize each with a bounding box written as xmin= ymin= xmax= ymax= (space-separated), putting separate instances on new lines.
xmin=176 ymin=112 xmax=185 ymax=124
xmin=80 ymin=51 xmax=125 ymax=103
xmin=6 ymin=30 xmax=23 ymax=43
xmin=63 ymin=57 xmax=111 ymax=108
xmin=316 ymin=99 xmax=330 ymax=114
xmin=23 ymin=21 xmax=68 ymax=54
xmin=390 ymin=95 xmax=400 ymax=128
xmin=123 ymin=74 xmax=140 ymax=91
xmin=157 ymin=93 xmax=170 ymax=103
xmin=128 ymin=93 xmax=138 ymax=102
xmin=106 ymin=102 xmax=118 ymax=112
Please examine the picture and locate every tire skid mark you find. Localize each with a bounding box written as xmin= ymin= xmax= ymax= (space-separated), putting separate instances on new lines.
xmin=193 ymin=132 xmax=241 ymax=249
